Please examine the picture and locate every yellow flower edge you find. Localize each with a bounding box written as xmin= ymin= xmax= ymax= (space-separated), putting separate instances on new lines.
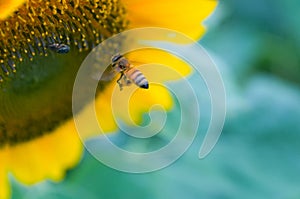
xmin=0 ymin=123 xmax=82 ymax=199
xmin=0 ymin=160 xmax=10 ymax=199
xmin=124 ymin=0 xmax=218 ymax=40
xmin=0 ymin=0 xmax=217 ymax=198
xmin=0 ymin=0 xmax=25 ymax=20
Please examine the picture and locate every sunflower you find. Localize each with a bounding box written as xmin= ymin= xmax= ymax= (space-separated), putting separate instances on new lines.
xmin=0 ymin=0 xmax=217 ymax=198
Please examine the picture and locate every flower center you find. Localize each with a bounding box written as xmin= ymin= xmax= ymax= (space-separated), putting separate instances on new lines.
xmin=0 ymin=0 xmax=128 ymax=146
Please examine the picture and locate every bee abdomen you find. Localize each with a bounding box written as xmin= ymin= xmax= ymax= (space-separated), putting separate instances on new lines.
xmin=127 ymin=68 xmax=149 ymax=89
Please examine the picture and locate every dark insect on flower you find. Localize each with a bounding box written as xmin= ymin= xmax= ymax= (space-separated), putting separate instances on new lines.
xmin=48 ymin=43 xmax=70 ymax=54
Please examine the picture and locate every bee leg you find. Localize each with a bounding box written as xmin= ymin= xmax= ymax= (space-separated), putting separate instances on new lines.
xmin=123 ymin=75 xmax=132 ymax=86
xmin=117 ymin=73 xmax=124 ymax=91
xmin=126 ymin=80 xmax=132 ymax=86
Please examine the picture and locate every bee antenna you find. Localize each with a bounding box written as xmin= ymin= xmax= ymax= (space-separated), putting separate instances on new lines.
xmin=111 ymin=52 xmax=120 ymax=58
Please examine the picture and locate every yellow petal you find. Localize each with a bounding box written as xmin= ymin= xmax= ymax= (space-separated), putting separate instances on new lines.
xmin=0 ymin=0 xmax=25 ymax=19
xmin=127 ymin=84 xmax=173 ymax=124
xmin=124 ymin=0 xmax=218 ymax=40
xmin=0 ymin=174 xmax=10 ymax=199
xmin=0 ymin=149 xmax=10 ymax=199
xmin=1 ymin=121 xmax=82 ymax=185
xmin=127 ymin=49 xmax=192 ymax=78
xmin=93 ymin=81 xmax=173 ymax=134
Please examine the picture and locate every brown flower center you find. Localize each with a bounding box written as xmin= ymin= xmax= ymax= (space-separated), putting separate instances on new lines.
xmin=0 ymin=0 xmax=128 ymax=146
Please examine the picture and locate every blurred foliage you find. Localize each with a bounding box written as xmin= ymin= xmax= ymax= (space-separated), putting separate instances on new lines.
xmin=11 ymin=1 xmax=300 ymax=198
xmin=202 ymin=0 xmax=300 ymax=86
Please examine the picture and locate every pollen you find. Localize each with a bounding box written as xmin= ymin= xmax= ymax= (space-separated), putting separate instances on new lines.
xmin=0 ymin=0 xmax=128 ymax=81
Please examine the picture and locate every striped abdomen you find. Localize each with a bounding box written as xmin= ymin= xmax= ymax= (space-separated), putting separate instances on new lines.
xmin=125 ymin=67 xmax=149 ymax=89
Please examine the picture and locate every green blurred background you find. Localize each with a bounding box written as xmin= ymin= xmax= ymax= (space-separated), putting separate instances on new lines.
xmin=11 ymin=0 xmax=300 ymax=198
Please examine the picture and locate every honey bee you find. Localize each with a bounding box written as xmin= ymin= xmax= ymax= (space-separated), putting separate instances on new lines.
xmin=48 ymin=43 xmax=70 ymax=54
xmin=104 ymin=53 xmax=149 ymax=90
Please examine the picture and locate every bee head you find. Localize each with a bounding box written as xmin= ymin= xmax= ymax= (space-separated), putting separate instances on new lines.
xmin=118 ymin=59 xmax=130 ymax=69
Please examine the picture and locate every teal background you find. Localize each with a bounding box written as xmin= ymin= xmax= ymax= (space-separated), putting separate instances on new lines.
xmin=11 ymin=0 xmax=300 ymax=198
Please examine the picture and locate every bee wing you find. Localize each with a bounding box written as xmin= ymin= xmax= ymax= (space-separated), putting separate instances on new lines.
xmin=126 ymin=60 xmax=149 ymax=70
xmin=91 ymin=58 xmax=143 ymax=82
xmin=92 ymin=65 xmax=119 ymax=81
